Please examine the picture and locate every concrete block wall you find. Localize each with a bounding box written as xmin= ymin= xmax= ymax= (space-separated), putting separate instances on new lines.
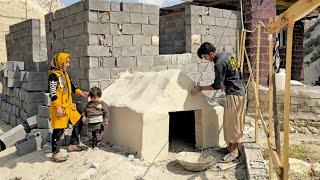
xmin=45 ymin=0 xmax=159 ymax=92
xmin=5 ymin=19 xmax=47 ymax=69
xmin=159 ymin=10 xmax=186 ymax=54
xmin=185 ymin=5 xmax=241 ymax=54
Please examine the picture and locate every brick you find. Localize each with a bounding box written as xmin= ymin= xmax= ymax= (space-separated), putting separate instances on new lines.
xmin=111 ymin=1 xmax=120 ymax=11
xmin=22 ymin=80 xmax=46 ymax=92
xmin=110 ymin=12 xmax=130 ymax=23
xmin=142 ymin=24 xmax=158 ymax=35
xmin=116 ymin=57 xmax=136 ymax=68
xmin=148 ymin=14 xmax=159 ymax=25
xmin=110 ymin=24 xmax=122 ymax=35
xmin=122 ymin=46 xmax=141 ymax=56
xmin=36 ymin=115 xmax=51 ymax=129
xmin=113 ymin=35 xmax=132 ymax=47
xmin=88 ymin=68 xmax=110 ymax=80
xmin=86 ymin=23 xmax=109 ymax=34
xmin=122 ymin=2 xmax=142 ymax=13
xmin=141 ymin=46 xmax=159 ymax=56
xmin=0 ymin=124 xmax=26 ymax=149
xmin=15 ymin=133 xmax=42 ymax=156
xmin=133 ymin=35 xmax=151 ymax=46
xmin=86 ymin=46 xmax=109 ymax=56
xmin=130 ymin=13 xmax=148 ymax=24
xmin=100 ymin=57 xmax=116 ymax=68
xmin=20 ymin=72 xmax=46 ymax=82
xmin=142 ymin=4 xmax=159 ymax=15
xmin=137 ymin=56 xmax=155 ymax=67
xmin=38 ymin=105 xmax=50 ymax=118
xmin=209 ymin=8 xmax=223 ymax=17
xmin=26 ymin=116 xmax=37 ymax=130
xmin=202 ymin=16 xmax=215 ymax=25
xmin=122 ymin=24 xmax=141 ymax=35
xmin=85 ymin=0 xmax=110 ymax=11
xmin=111 ymin=68 xmax=131 ymax=78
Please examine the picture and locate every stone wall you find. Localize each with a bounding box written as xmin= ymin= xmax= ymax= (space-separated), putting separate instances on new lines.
xmin=159 ymin=10 xmax=186 ymax=54
xmin=5 ymin=19 xmax=47 ymax=69
xmin=45 ymin=0 xmax=159 ymax=95
xmin=247 ymin=85 xmax=320 ymax=134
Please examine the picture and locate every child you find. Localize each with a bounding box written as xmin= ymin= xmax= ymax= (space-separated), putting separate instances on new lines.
xmin=83 ymin=86 xmax=109 ymax=149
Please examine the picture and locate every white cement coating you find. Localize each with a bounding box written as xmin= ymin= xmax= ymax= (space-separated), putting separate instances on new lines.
xmin=101 ymin=70 xmax=225 ymax=162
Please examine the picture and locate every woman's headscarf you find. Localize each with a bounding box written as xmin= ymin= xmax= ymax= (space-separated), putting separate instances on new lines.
xmin=50 ymin=52 xmax=70 ymax=70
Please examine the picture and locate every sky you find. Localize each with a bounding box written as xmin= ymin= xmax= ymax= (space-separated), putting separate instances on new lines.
xmin=60 ymin=0 xmax=182 ymax=7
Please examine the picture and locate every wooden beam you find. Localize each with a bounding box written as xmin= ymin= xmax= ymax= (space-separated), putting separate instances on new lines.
xmin=282 ymin=24 xmax=294 ymax=180
xmin=277 ymin=0 xmax=320 ymax=12
xmin=268 ymin=0 xmax=320 ymax=34
xmin=255 ymin=25 xmax=261 ymax=143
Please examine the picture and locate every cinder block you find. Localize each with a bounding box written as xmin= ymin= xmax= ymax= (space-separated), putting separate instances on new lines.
xmin=110 ymin=1 xmax=120 ymax=11
xmin=122 ymin=24 xmax=141 ymax=35
xmin=88 ymin=68 xmax=111 ymax=80
xmin=36 ymin=115 xmax=51 ymax=129
xmin=63 ymin=26 xmax=74 ymax=37
xmin=186 ymin=5 xmax=206 ymax=16
xmin=15 ymin=133 xmax=42 ymax=156
xmin=86 ymin=23 xmax=110 ymax=34
xmin=38 ymin=105 xmax=50 ymax=118
xmin=130 ymin=13 xmax=148 ymax=24
xmin=84 ymin=0 xmax=110 ymax=11
xmin=142 ymin=4 xmax=159 ymax=15
xmin=22 ymin=81 xmax=46 ymax=92
xmin=6 ymin=78 xmax=21 ymax=88
xmin=116 ymin=57 xmax=136 ymax=68
xmin=7 ymin=61 xmax=24 ymax=71
xmin=22 ymin=91 xmax=45 ymax=103
xmin=86 ymin=46 xmax=110 ymax=56
xmin=148 ymin=14 xmax=159 ymax=25
xmin=74 ymin=23 xmax=86 ymax=36
xmin=122 ymin=46 xmax=141 ymax=57
xmin=26 ymin=115 xmax=37 ymax=130
xmin=141 ymin=46 xmax=159 ymax=56
xmin=97 ymin=12 xmax=110 ymax=23
xmin=151 ymin=65 xmax=168 ymax=72
xmin=54 ymin=8 xmax=65 ymax=19
xmin=142 ymin=24 xmax=158 ymax=35
xmin=20 ymin=72 xmax=46 ymax=82
xmin=42 ymin=93 xmax=51 ymax=106
xmin=113 ymin=35 xmax=132 ymax=47
xmin=100 ymin=57 xmax=116 ymax=68
xmin=137 ymin=56 xmax=155 ymax=67
xmin=121 ymin=2 xmax=142 ymax=13
xmin=111 ymin=68 xmax=131 ymax=78
xmin=133 ymin=35 xmax=151 ymax=46
xmin=202 ymin=16 xmax=215 ymax=25
xmin=0 ymin=124 xmax=26 ymax=149
xmin=110 ymin=24 xmax=122 ymax=35
xmin=73 ymin=1 xmax=84 ymax=13
xmin=110 ymin=12 xmax=130 ymax=23
xmin=100 ymin=80 xmax=113 ymax=90
xmin=30 ymin=129 xmax=52 ymax=142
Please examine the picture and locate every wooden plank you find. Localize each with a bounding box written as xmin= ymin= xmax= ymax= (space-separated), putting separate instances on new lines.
xmin=268 ymin=31 xmax=274 ymax=179
xmin=255 ymin=25 xmax=261 ymax=143
xmin=240 ymin=30 xmax=246 ymax=73
xmin=268 ymin=0 xmax=320 ymax=34
xmin=282 ymin=24 xmax=294 ymax=180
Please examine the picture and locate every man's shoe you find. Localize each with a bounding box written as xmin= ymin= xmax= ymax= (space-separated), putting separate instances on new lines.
xmin=52 ymin=152 xmax=68 ymax=162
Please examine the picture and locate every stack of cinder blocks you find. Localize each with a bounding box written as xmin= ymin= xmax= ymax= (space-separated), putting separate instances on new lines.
xmin=45 ymin=0 xmax=159 ymax=94
xmin=0 ymin=19 xmax=48 ymax=127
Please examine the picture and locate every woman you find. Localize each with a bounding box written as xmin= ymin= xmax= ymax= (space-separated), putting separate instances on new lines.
xmin=47 ymin=52 xmax=88 ymax=162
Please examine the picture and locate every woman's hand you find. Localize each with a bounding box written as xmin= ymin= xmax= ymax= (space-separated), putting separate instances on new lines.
xmin=79 ymin=91 xmax=89 ymax=97
xmin=56 ymin=106 xmax=65 ymax=117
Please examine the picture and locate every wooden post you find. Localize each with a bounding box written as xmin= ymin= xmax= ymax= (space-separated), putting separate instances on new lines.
xmin=283 ymin=24 xmax=294 ymax=180
xmin=255 ymin=25 xmax=261 ymax=143
xmin=268 ymin=31 xmax=274 ymax=179
xmin=240 ymin=30 xmax=246 ymax=73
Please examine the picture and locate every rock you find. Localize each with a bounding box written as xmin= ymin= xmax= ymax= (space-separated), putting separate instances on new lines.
xmin=300 ymin=127 xmax=312 ymax=135
xmin=91 ymin=162 xmax=100 ymax=169
xmin=128 ymin=154 xmax=134 ymax=161
xmin=307 ymin=126 xmax=319 ymax=134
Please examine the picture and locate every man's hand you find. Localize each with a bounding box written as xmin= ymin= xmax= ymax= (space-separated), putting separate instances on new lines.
xmin=190 ymin=86 xmax=202 ymax=95
xmin=56 ymin=106 xmax=65 ymax=117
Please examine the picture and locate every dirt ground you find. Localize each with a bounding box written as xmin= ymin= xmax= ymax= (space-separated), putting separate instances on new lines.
xmin=246 ymin=116 xmax=320 ymax=179
xmin=0 ymin=120 xmax=247 ymax=180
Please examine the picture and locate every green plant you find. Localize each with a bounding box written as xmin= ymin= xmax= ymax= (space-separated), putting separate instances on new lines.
xmin=304 ymin=46 xmax=313 ymax=55
xmin=289 ymin=146 xmax=303 ymax=158
xmin=305 ymin=31 xmax=311 ymax=39
xmin=310 ymin=50 xmax=320 ymax=63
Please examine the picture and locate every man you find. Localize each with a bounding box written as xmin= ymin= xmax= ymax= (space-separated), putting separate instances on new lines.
xmin=191 ymin=42 xmax=246 ymax=162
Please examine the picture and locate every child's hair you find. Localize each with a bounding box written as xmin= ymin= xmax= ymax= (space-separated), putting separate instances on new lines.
xmin=89 ymin=86 xmax=102 ymax=98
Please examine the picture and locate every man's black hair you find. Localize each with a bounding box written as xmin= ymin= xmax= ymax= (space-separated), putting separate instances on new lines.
xmin=197 ymin=42 xmax=216 ymax=59
xmin=89 ymin=86 xmax=102 ymax=98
